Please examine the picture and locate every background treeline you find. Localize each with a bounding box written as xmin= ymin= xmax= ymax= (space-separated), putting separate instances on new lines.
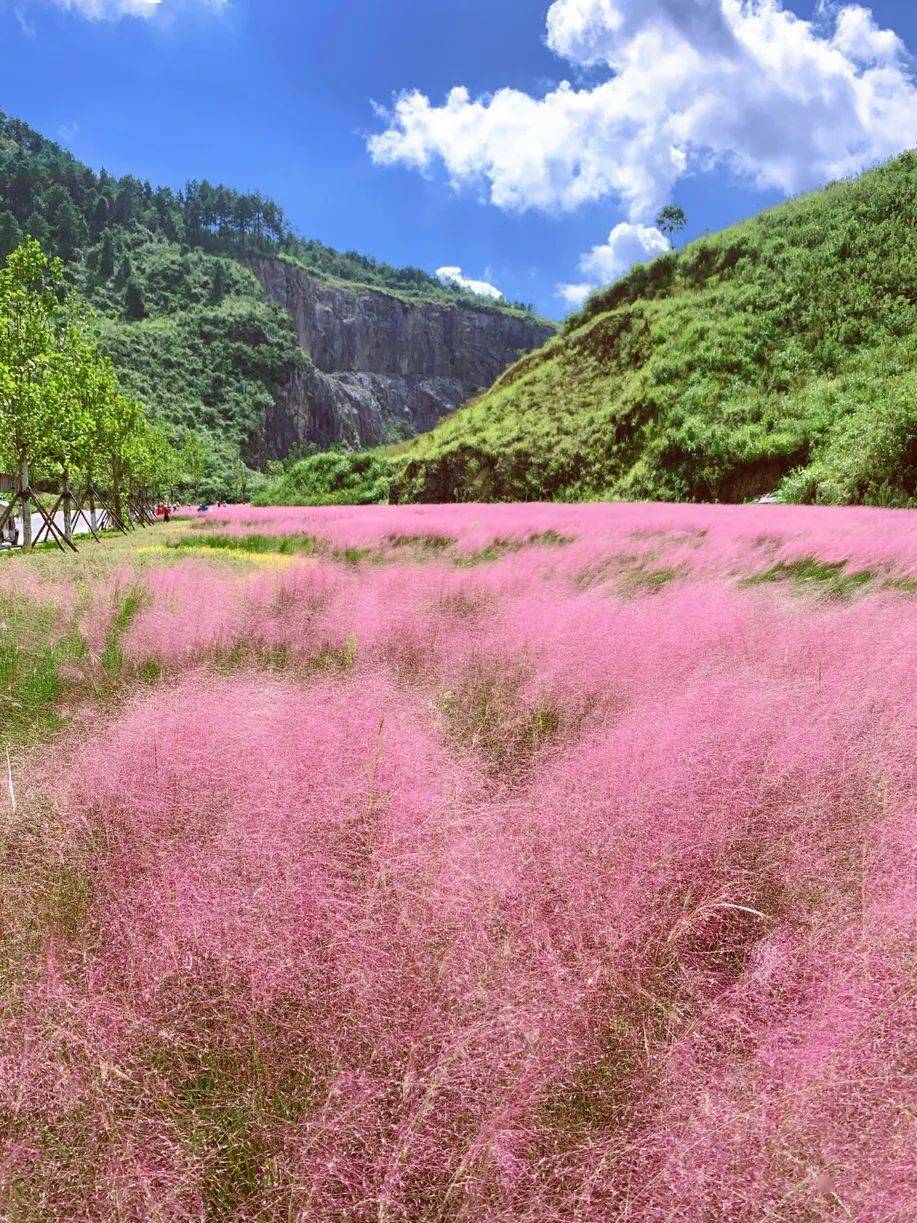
xmin=0 ymin=239 xmax=197 ymax=548
xmin=0 ymin=111 xmax=536 ymax=309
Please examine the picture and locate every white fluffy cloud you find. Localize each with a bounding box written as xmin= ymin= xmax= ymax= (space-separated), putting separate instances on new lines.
xmin=369 ymin=0 xmax=917 ymax=221
xmin=831 ymin=4 xmax=907 ymax=65
xmin=556 ymin=222 xmax=671 ymax=309
xmin=580 ymin=221 xmax=671 ymax=281
xmin=436 ymin=266 xmax=504 ymax=300
xmin=556 ymin=282 xmax=593 ymax=308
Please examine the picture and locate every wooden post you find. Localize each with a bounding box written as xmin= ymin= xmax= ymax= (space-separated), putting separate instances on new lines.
xmin=28 ymin=489 xmax=76 ymax=553
xmin=20 ymin=458 xmax=31 ymax=552
xmin=31 ymin=492 xmax=63 ymax=546
xmin=70 ymin=488 xmax=100 ymax=543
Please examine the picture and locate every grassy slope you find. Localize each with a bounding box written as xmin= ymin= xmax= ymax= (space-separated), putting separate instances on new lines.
xmin=393 ymin=153 xmax=916 ymax=507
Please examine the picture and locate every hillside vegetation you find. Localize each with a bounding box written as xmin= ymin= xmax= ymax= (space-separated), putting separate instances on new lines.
xmin=0 ymin=111 xmax=540 ymax=496
xmin=393 ymin=153 xmax=916 ymax=507
xmin=252 ymin=449 xmax=391 ymax=507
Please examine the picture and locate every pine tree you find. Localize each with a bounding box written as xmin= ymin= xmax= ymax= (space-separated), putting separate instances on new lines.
xmin=0 ymin=212 xmax=22 ymax=261
xmin=52 ymin=199 xmax=89 ymax=261
xmin=90 ymin=194 xmax=110 ymax=239
xmin=98 ymin=229 xmax=116 ymax=280
xmin=124 ymin=277 xmax=146 ymax=320
xmin=25 ymin=213 xmax=52 ymax=250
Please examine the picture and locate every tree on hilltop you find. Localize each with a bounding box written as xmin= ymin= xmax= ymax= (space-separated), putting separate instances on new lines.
xmin=656 ymin=204 xmax=687 ymax=243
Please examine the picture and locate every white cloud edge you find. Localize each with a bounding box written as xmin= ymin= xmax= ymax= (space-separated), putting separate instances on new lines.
xmin=32 ymin=0 xmax=226 ymax=20
xmin=436 ymin=265 xmax=504 ymax=300
xmin=556 ymin=221 xmax=671 ymax=311
xmin=556 ymin=282 xmax=592 ymax=308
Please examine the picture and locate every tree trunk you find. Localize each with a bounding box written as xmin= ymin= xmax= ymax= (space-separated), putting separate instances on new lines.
xmin=112 ymin=468 xmax=123 ymax=527
xmin=20 ymin=458 xmax=31 ymax=551
xmin=89 ymin=486 xmax=98 ymax=535
xmin=63 ymin=469 xmax=73 ymax=544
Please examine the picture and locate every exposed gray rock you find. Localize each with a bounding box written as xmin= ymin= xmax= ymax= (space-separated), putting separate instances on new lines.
xmin=262 ymin=365 xmax=469 ymax=454
xmin=244 ymin=256 xmax=555 ymax=457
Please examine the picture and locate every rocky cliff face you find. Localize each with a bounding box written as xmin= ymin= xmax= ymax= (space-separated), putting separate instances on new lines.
xmin=244 ymin=256 xmax=555 ymax=456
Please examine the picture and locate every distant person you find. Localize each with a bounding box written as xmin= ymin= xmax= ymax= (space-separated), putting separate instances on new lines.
xmin=198 ymin=503 xmax=210 ymax=513
xmin=1 ymin=515 xmax=18 ymax=547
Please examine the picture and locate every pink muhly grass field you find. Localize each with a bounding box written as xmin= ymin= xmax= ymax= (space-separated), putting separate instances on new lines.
xmin=1 ymin=502 xmax=914 ymax=1219
xmin=179 ymin=499 xmax=917 ymax=577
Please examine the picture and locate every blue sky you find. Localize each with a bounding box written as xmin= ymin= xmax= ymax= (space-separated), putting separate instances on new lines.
xmin=0 ymin=0 xmax=915 ymax=317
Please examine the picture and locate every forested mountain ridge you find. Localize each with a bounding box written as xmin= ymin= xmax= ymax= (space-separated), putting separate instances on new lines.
xmin=0 ymin=110 xmax=549 ymax=495
xmin=0 ymin=111 xmax=539 ymax=312
xmin=392 ymin=153 xmax=917 ymax=508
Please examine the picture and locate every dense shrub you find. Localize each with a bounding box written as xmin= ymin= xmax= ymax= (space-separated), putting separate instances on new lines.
xmin=253 ymin=449 xmax=394 ymax=506
xmin=779 ymin=369 xmax=916 ymax=506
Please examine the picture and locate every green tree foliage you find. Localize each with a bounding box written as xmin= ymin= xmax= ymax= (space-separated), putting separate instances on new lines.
xmin=97 ymin=228 xmax=115 ymax=280
xmin=393 ymin=153 xmax=917 ymax=509
xmin=45 ymin=323 xmax=101 ymax=483
xmin=655 ymin=204 xmax=687 ymax=242
xmin=90 ymin=193 xmax=110 ymax=239
xmin=0 ymin=240 xmax=62 ymax=480
xmin=254 ymin=449 xmax=392 ymax=507
xmin=50 ymin=198 xmax=89 ymax=260
xmin=25 ymin=213 xmax=50 ymax=249
xmin=123 ymin=277 xmax=146 ymax=320
xmin=0 ymin=239 xmax=187 ymax=543
xmin=0 ymin=211 xmax=21 ymax=260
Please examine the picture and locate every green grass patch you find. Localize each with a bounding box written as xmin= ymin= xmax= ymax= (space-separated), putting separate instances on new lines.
xmin=154 ymin=1029 xmax=317 ymax=1221
xmin=743 ymin=556 xmax=875 ymax=599
xmin=100 ymin=586 xmax=148 ymax=675
xmin=170 ymin=532 xmax=321 ymax=557
xmin=457 ymin=530 xmax=574 ymax=567
xmin=0 ymin=597 xmax=87 ymax=747
xmin=387 ymin=532 xmax=454 ymax=554
xmin=576 ymin=552 xmax=684 ymax=595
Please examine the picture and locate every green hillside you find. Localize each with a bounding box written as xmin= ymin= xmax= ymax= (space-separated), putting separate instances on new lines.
xmin=393 ymin=153 xmax=916 ymax=507
xmin=0 ymin=110 xmax=540 ymax=496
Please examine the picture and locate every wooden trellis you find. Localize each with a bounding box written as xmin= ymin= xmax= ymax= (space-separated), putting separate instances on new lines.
xmin=0 ymin=472 xmax=157 ymax=553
